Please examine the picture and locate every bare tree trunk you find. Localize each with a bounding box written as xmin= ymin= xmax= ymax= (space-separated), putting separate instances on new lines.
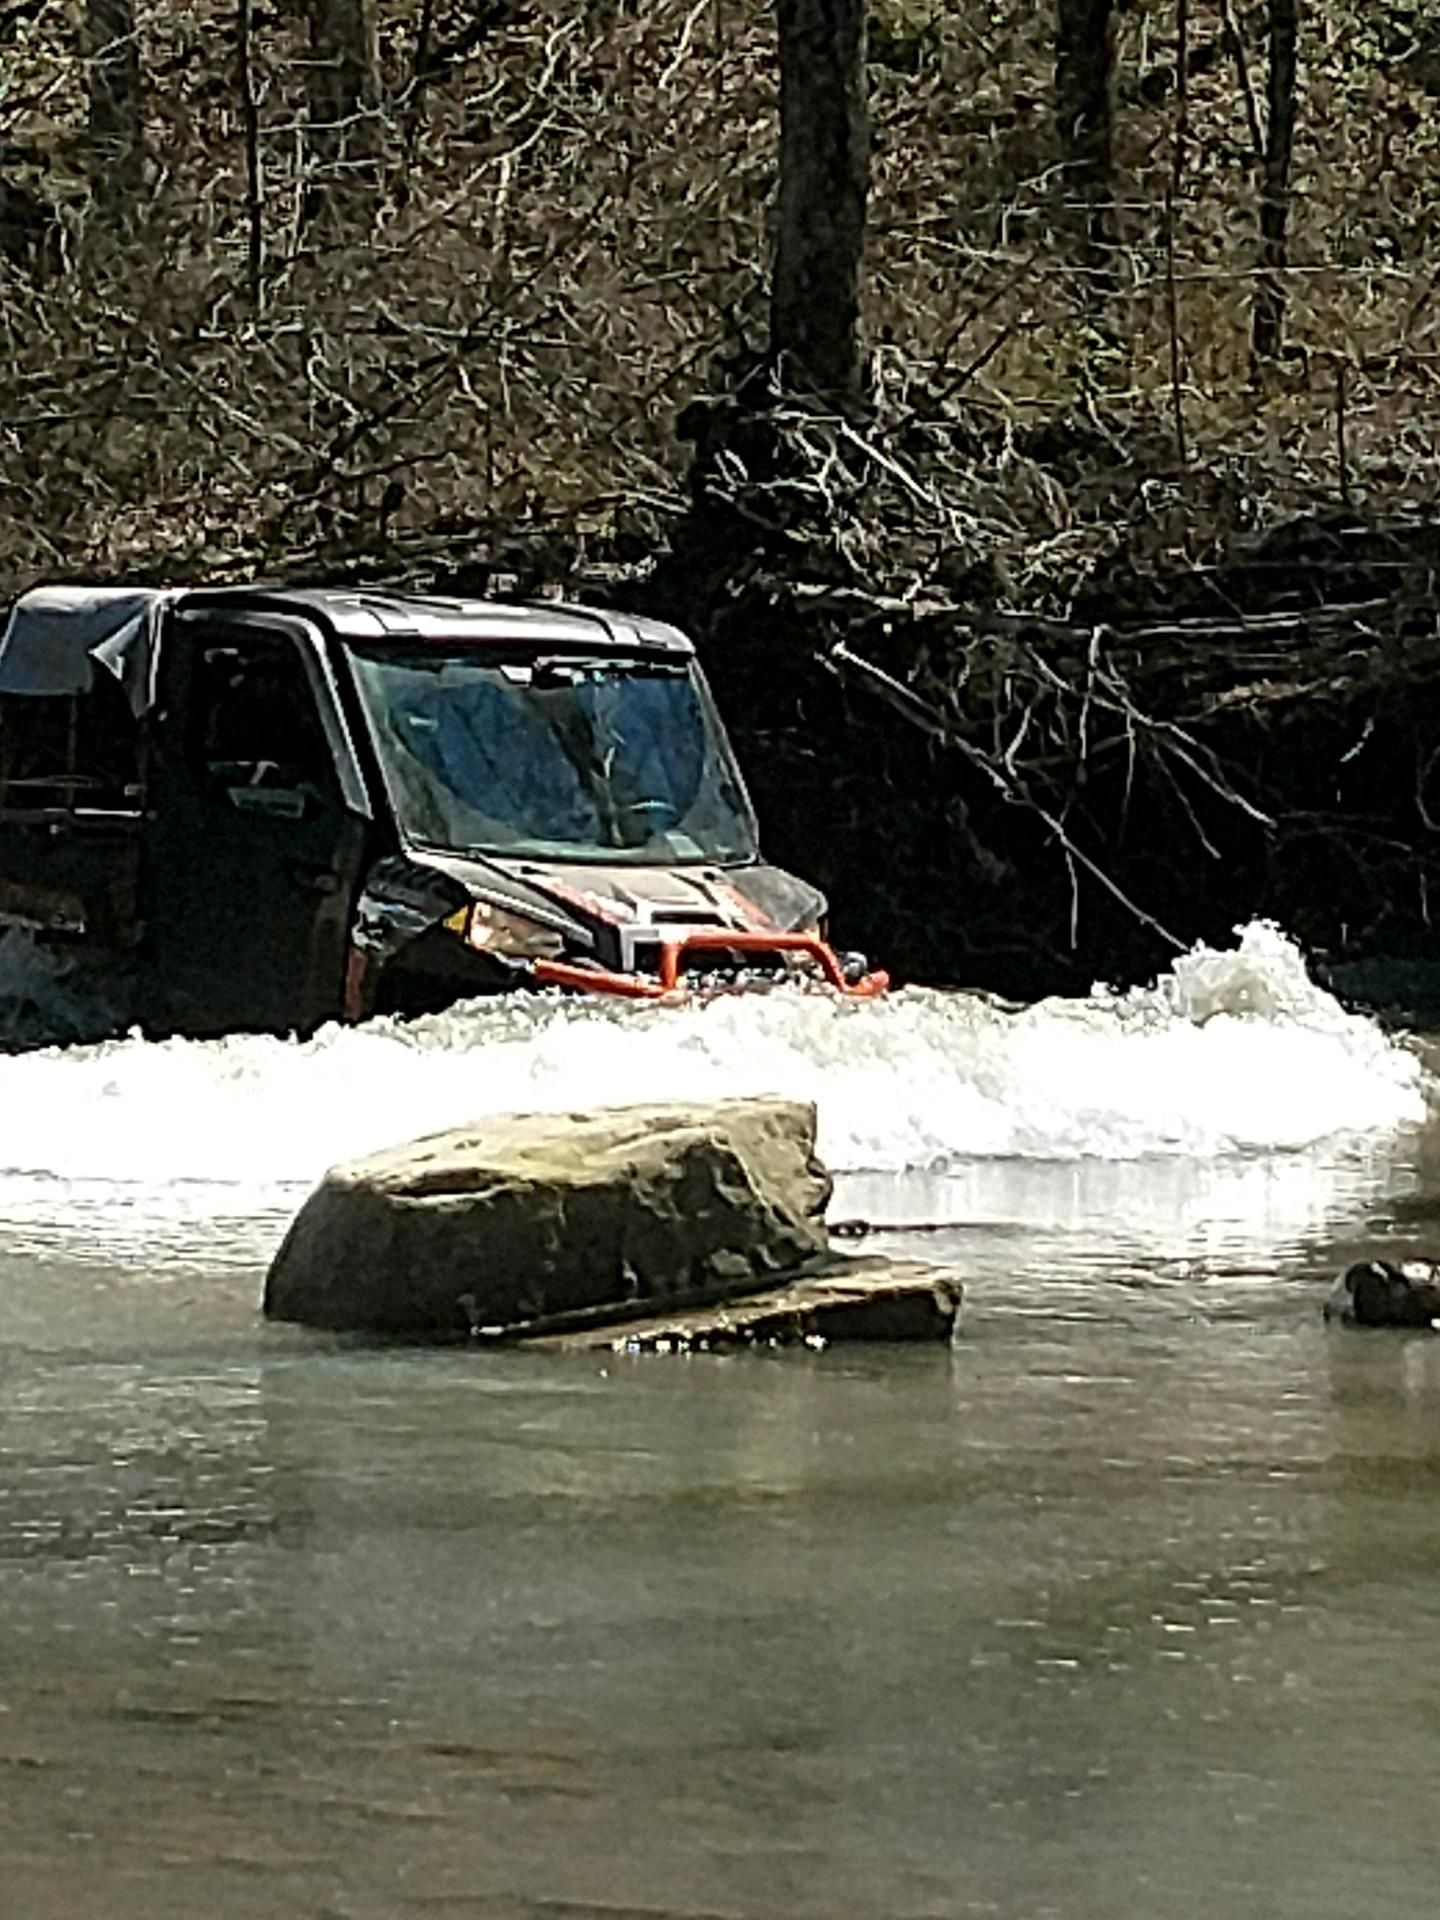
xmin=1252 ymin=0 xmax=1300 ymax=366
xmin=304 ymin=0 xmax=380 ymax=229
xmin=85 ymin=0 xmax=144 ymax=230
xmin=399 ymin=0 xmax=439 ymax=183
xmin=1054 ymin=0 xmax=1116 ymax=261
xmin=770 ymin=0 xmax=869 ymax=402
xmin=237 ymin=0 xmax=264 ymax=306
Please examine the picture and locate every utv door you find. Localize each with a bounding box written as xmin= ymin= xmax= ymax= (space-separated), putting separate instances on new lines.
xmin=142 ymin=615 xmax=371 ymax=1035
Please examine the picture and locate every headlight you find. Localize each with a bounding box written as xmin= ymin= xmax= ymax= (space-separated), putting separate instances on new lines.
xmin=458 ymin=901 xmax=564 ymax=960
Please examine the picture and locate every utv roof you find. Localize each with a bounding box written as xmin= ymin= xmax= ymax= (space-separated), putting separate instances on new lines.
xmin=190 ymin=586 xmax=695 ymax=655
xmin=0 ymin=584 xmax=692 ymax=715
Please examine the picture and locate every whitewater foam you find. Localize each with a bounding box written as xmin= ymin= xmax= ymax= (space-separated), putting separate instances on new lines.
xmin=0 ymin=923 xmax=1427 ymax=1267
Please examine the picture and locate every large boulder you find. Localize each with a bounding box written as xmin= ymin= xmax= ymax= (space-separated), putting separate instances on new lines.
xmin=263 ymin=1097 xmax=833 ymax=1336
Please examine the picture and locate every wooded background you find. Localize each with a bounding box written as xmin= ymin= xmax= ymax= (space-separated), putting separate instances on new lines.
xmin=4 ymin=1 xmax=1427 ymax=582
xmin=4 ymin=3 xmax=1440 ymax=994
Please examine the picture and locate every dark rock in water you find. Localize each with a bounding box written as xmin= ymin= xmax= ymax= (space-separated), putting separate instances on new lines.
xmin=1324 ymin=1260 xmax=1440 ymax=1329
xmin=264 ymin=1098 xmax=833 ymax=1338
xmin=0 ymin=928 xmax=127 ymax=1051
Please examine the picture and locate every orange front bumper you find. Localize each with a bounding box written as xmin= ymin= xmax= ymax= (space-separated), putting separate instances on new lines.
xmin=532 ymin=930 xmax=889 ymax=1002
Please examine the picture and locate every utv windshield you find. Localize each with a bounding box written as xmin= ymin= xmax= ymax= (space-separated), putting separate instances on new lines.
xmin=348 ymin=648 xmax=759 ymax=865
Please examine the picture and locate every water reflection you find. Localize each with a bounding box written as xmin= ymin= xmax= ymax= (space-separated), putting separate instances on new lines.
xmin=837 ymin=1140 xmax=1422 ymax=1263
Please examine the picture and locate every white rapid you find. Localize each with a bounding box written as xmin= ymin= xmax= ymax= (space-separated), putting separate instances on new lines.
xmin=0 ymin=922 xmax=1429 ymax=1271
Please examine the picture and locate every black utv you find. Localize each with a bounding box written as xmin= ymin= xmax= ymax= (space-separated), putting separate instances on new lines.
xmin=0 ymin=585 xmax=885 ymax=1037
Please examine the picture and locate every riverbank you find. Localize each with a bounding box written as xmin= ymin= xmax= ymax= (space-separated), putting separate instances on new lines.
xmin=626 ymin=390 xmax=1440 ymax=1001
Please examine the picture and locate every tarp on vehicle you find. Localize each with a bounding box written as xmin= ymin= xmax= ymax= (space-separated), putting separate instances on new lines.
xmin=0 ymin=586 xmax=179 ymax=715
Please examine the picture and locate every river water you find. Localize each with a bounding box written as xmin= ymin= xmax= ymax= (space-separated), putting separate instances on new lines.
xmin=3 ymin=923 xmax=1440 ymax=1919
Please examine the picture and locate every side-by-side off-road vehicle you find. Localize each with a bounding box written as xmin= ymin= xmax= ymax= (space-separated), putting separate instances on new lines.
xmin=0 ymin=585 xmax=886 ymax=1036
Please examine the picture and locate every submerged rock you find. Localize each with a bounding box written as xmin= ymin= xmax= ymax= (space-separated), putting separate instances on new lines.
xmin=263 ymin=1097 xmax=832 ymax=1337
xmin=1324 ymin=1260 xmax=1440 ymax=1329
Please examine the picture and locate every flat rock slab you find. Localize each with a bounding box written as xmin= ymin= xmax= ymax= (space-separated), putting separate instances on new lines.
xmin=264 ymin=1097 xmax=832 ymax=1337
xmin=521 ymin=1260 xmax=962 ymax=1352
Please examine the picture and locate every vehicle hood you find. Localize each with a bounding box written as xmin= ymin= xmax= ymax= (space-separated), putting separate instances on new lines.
xmin=483 ymin=857 xmax=826 ymax=938
xmin=351 ymin=845 xmax=827 ymax=965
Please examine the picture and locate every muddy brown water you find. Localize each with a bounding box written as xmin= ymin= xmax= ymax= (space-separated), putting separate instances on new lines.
xmin=5 ymin=1139 xmax=1440 ymax=1920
